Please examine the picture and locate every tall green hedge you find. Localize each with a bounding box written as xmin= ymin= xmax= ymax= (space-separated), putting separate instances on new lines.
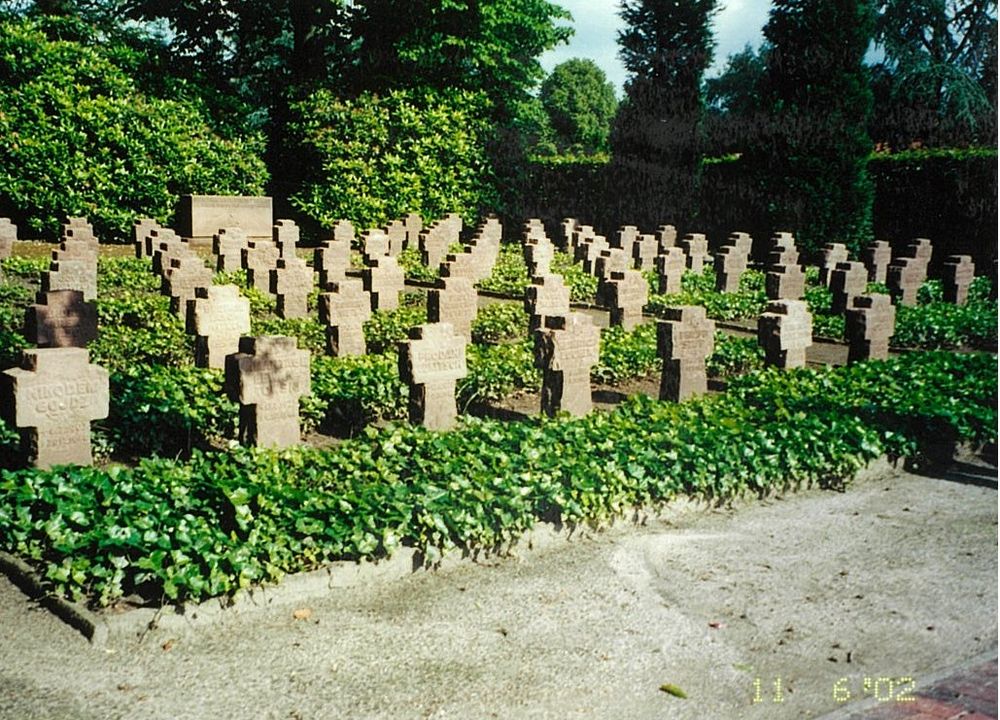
xmin=0 ymin=16 xmax=269 ymax=242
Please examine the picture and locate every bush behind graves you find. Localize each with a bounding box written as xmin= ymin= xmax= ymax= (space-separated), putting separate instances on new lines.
xmin=0 ymin=351 xmax=992 ymax=607
xmin=0 ymin=16 xmax=268 ymax=242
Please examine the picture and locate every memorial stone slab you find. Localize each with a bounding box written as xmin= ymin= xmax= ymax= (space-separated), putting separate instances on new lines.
xmin=678 ymin=233 xmax=709 ymax=272
xmin=600 ymin=270 xmax=648 ymax=330
xmin=1 ymin=347 xmax=108 ymax=468
xmin=398 ymin=323 xmax=468 ymax=430
xmin=524 ymin=274 xmax=571 ymax=330
xmin=757 ymin=299 xmax=813 ymax=369
xmin=25 ymin=290 xmax=97 ymax=349
xmin=213 ymin=227 xmax=249 ymax=272
xmin=657 ymin=306 xmax=715 ymax=401
xmin=819 ymin=243 xmax=849 ymax=287
xmin=829 ymin=261 xmax=869 ymax=314
xmin=273 ymin=219 xmax=299 ymax=258
xmin=318 ymin=279 xmax=371 ymax=356
xmin=0 ymin=218 xmax=16 ymax=260
xmin=315 ymin=239 xmax=352 ymax=289
xmin=765 ymin=264 xmax=806 ymax=300
xmin=163 ymin=255 xmax=213 ymax=315
xmin=845 ymin=294 xmax=895 ymax=363
xmin=225 ymin=335 xmax=310 ymax=448
xmin=861 ymin=240 xmax=892 ymax=284
xmin=177 ymin=195 xmax=272 ymax=241
xmin=187 ymin=285 xmax=251 ymax=369
xmin=941 ymin=255 xmax=975 ymax=305
xmin=886 ymin=257 xmax=924 ymax=306
xmin=270 ymin=256 xmax=313 ymax=319
xmin=363 ymin=255 xmax=405 ymax=311
xmin=533 ymin=313 xmax=600 ymax=418
xmin=655 ymin=248 xmax=687 ymax=294
xmin=243 ymin=240 xmax=281 ymax=293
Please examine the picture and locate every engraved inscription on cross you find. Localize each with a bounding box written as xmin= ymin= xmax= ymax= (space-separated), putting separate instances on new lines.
xmin=657 ymin=306 xmax=715 ymax=402
xmin=398 ymin=323 xmax=468 ymax=430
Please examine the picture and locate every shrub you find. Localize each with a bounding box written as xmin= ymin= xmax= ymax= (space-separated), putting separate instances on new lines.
xmin=0 ymin=16 xmax=268 ymax=242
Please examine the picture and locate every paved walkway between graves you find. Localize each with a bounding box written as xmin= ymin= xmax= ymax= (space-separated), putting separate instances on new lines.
xmin=0 ymin=460 xmax=995 ymax=720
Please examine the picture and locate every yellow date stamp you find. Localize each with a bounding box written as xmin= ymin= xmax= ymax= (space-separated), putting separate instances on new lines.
xmin=750 ymin=676 xmax=917 ymax=704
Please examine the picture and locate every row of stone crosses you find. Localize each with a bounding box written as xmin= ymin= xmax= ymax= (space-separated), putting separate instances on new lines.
xmin=0 ymin=212 xmax=978 ymax=471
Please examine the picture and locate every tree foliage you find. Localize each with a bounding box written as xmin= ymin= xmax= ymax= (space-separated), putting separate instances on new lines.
xmin=0 ymin=15 xmax=268 ymax=241
xmin=539 ymin=59 xmax=618 ymax=154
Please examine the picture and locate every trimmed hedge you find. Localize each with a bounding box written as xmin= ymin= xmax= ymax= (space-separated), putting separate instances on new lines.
xmin=0 ymin=351 xmax=994 ymax=608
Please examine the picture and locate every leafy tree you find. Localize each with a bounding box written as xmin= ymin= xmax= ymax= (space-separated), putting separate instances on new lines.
xmin=611 ymin=0 xmax=719 ymax=225
xmin=288 ymin=88 xmax=498 ymax=231
xmin=0 ymin=15 xmax=268 ymax=241
xmin=871 ymin=0 xmax=997 ymax=146
xmin=748 ymin=0 xmax=876 ymax=255
xmin=539 ymin=58 xmax=617 ymax=154
xmin=703 ymin=43 xmax=770 ymax=155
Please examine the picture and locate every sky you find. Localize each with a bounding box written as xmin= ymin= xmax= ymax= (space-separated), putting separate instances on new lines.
xmin=539 ymin=0 xmax=772 ymax=97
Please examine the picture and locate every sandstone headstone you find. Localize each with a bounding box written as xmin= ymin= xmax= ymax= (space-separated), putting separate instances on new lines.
xmin=819 ymin=243 xmax=849 ymax=287
xmin=767 ymin=233 xmax=799 ymax=268
xmin=314 ymin=239 xmax=352 ymax=289
xmin=902 ymin=238 xmax=933 ymax=273
xmin=41 ymin=259 xmax=97 ymax=302
xmin=715 ymin=245 xmax=749 ymax=293
xmin=657 ymin=306 xmax=715 ymax=402
xmin=678 ymin=233 xmax=709 ymax=272
xmin=163 ymin=254 xmax=213 ymax=315
xmin=561 ymin=218 xmax=580 ymax=249
xmin=575 ymin=235 xmax=610 ymax=275
xmin=428 ymin=276 xmax=478 ymax=342
xmin=0 ymin=218 xmax=16 ymax=260
xmin=243 ymin=240 xmax=281 ymax=293
xmin=765 ymin=264 xmax=806 ymax=300
xmin=845 ymin=294 xmax=896 ymax=363
xmin=144 ymin=228 xmax=182 ymax=264
xmin=404 ymin=213 xmax=423 ymax=248
xmin=657 ymin=225 xmax=677 ymax=253
xmin=398 ymin=323 xmax=468 ymax=430
xmin=385 ymin=220 xmax=406 ymax=257
xmin=225 ymin=336 xmax=310 ymax=448
xmin=132 ymin=218 xmax=160 ymax=258
xmin=187 ymin=285 xmax=251 ymax=369
xmin=177 ymin=195 xmax=272 ymax=241
xmin=213 ymin=227 xmax=249 ymax=272
xmin=599 ymin=270 xmax=648 ymax=330
xmin=593 ymin=248 xmax=629 ymax=280
xmin=270 ymin=256 xmax=313 ymax=318
xmin=861 ymin=240 xmax=892 ymax=284
xmin=1 ymin=348 xmax=109 ymax=468
xmin=613 ymin=226 xmax=639 ymax=260
xmin=633 ymin=233 xmax=659 ymax=271
xmin=273 ymin=219 xmax=299 ymax=258
xmin=523 ymin=234 xmax=555 ymax=277
xmin=318 ymin=279 xmax=371 ymax=356
xmin=363 ymin=255 xmax=405 ymax=311
xmin=533 ymin=313 xmax=600 ymax=418
xmin=941 ymin=255 xmax=975 ymax=305
xmin=655 ymin=248 xmax=687 ymax=294
xmin=829 ymin=261 xmax=869 ymax=314
xmin=419 ymin=229 xmax=451 ymax=270
xmin=24 ymin=290 xmax=97 ymax=349
xmin=886 ymin=257 xmax=924 ymax=306
xmin=333 ymin=220 xmax=355 ymax=245
xmin=362 ymin=230 xmax=390 ymax=261
xmin=524 ymin=274 xmax=571 ymax=330
xmin=757 ymin=300 xmax=813 ymax=369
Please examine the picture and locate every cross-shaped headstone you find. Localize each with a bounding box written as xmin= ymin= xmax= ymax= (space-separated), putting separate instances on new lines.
xmin=42 ymin=259 xmax=97 ymax=301
xmin=861 ymin=240 xmax=891 ymax=284
xmin=845 ymin=294 xmax=895 ymax=363
xmin=657 ymin=225 xmax=677 ymax=253
xmin=1 ymin=348 xmax=109 ymax=468
xmin=886 ymin=257 xmax=924 ymax=306
xmin=593 ymin=248 xmax=628 ymax=280
xmin=187 ymin=285 xmax=250 ymax=369
xmin=314 ymin=239 xmax=351 ymax=290
xmin=152 ymin=236 xmax=194 ymax=276
xmin=902 ymin=238 xmax=933 ymax=274
xmin=765 ymin=264 xmax=805 ymax=300
xmin=385 ymin=220 xmax=406 ymax=257
xmin=714 ymin=245 xmax=749 ymax=293
xmin=632 ymin=233 xmax=659 ymax=271
xmin=819 ymin=243 xmax=849 ymax=287
xmin=163 ymin=255 xmax=213 ymax=315
xmin=404 ymin=213 xmax=423 ymax=249
xmin=24 ymin=290 xmax=97 ymax=348
xmin=144 ymin=228 xmax=182 ymax=264
xmin=599 ymin=269 xmax=648 ymax=330
xmin=428 ymin=276 xmax=478 ymax=342
xmin=333 ymin=219 xmax=355 ymax=245
xmin=225 ymin=336 xmax=311 ymax=448
xmin=657 ymin=306 xmax=716 ymax=401
xmin=533 ymin=313 xmax=600 ymax=417
xmin=829 ymin=261 xmax=869 ymax=314
xmin=420 ymin=228 xmax=451 ymax=270
xmin=270 ymin=256 xmax=313 ymax=318
xmin=941 ymin=255 xmax=975 ymax=305
xmin=758 ymin=299 xmax=813 ymax=369
xmin=243 ymin=240 xmax=281 ymax=293
xmin=273 ymin=219 xmax=299 ymax=258
xmin=362 ymin=230 xmax=390 ymax=262
xmin=0 ymin=218 xmax=16 ymax=260
xmin=561 ymin=218 xmax=580 ymax=249
xmin=523 ymin=235 xmax=555 ymax=277
xmin=767 ymin=233 xmax=799 ymax=269
xmin=132 ymin=218 xmax=160 ymax=258
xmin=318 ymin=279 xmax=371 ymax=356
xmin=613 ymin=225 xmax=639 ymax=259
xmin=213 ymin=227 xmax=249 ymax=272
xmin=575 ymin=235 xmax=610 ymax=275
xmin=678 ymin=233 xmax=708 ymax=272
xmin=398 ymin=322 xmax=468 ymax=430
xmin=525 ymin=274 xmax=571 ymax=330
xmin=655 ymin=248 xmax=687 ymax=294
xmin=363 ymin=255 xmax=404 ymax=311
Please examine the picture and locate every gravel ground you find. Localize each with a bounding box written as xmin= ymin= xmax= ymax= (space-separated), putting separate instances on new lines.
xmin=0 ymin=463 xmax=995 ymax=720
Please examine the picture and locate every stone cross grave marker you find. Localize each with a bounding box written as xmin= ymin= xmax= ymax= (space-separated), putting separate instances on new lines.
xmin=633 ymin=233 xmax=659 ymax=271
xmin=187 ymin=284 xmax=251 ymax=369
xmin=861 ymin=240 xmax=892 ymax=284
xmin=273 ymin=219 xmax=299 ymax=258
xmin=42 ymin=258 xmax=97 ymax=302
xmin=594 ymin=248 xmax=629 ymax=280
xmin=0 ymin=218 xmax=16 ymax=261
xmin=575 ymin=235 xmax=610 ymax=275
xmin=398 ymin=322 xmax=468 ymax=430
xmin=657 ymin=225 xmax=677 ymax=253
xmin=428 ymin=276 xmax=478 ymax=342
xmin=845 ymin=294 xmax=895 ymax=363
xmin=525 ymin=274 xmax=571 ymax=330
xmin=132 ymin=218 xmax=159 ymax=258
xmin=318 ymin=279 xmax=371 ymax=356
xmin=533 ymin=313 xmax=600 ymax=418
xmin=886 ymin=257 xmax=924 ymax=306
xmin=765 ymin=264 xmax=806 ymax=300
xmin=143 ymin=228 xmax=181 ymax=263
xmin=213 ymin=227 xmax=248 ymax=272
xmin=1 ymin=347 xmax=109 ymax=468
xmin=561 ymin=218 xmax=580 ymax=249
xmin=678 ymin=233 xmax=709 ymax=272
xmin=314 ymin=239 xmax=351 ymax=290
xmin=362 ymin=230 xmax=390 ymax=262
xmin=151 ymin=235 xmax=193 ymax=276
xmin=163 ymin=254 xmax=213 ymax=315
xmin=819 ymin=243 xmax=849 ymax=287
xmin=420 ymin=228 xmax=451 ymax=270
xmin=757 ymin=299 xmax=813 ymax=369
xmin=24 ymin=290 xmax=97 ymax=348
xmin=829 ymin=261 xmax=869 ymax=314
xmin=225 ymin=335 xmax=310 ymax=448
xmin=902 ymin=238 xmax=933 ymax=274
xmin=657 ymin=306 xmax=715 ymax=402
xmin=385 ymin=220 xmax=406 ymax=257
xmin=333 ymin=219 xmax=355 ymax=245
xmin=243 ymin=240 xmax=281 ymax=293
xmin=941 ymin=255 xmax=975 ymax=305
xmin=599 ymin=270 xmax=648 ymax=330
xmin=404 ymin=213 xmax=423 ymax=248
xmin=715 ymin=245 xmax=748 ymax=293
xmin=656 ymin=247 xmax=687 ymax=294
xmin=613 ymin=226 xmax=639 ymax=260
xmin=767 ymin=233 xmax=799 ymax=269
xmin=523 ymin=234 xmax=555 ymax=277
xmin=363 ymin=255 xmax=404 ymax=311
xmin=270 ymin=256 xmax=313 ymax=318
